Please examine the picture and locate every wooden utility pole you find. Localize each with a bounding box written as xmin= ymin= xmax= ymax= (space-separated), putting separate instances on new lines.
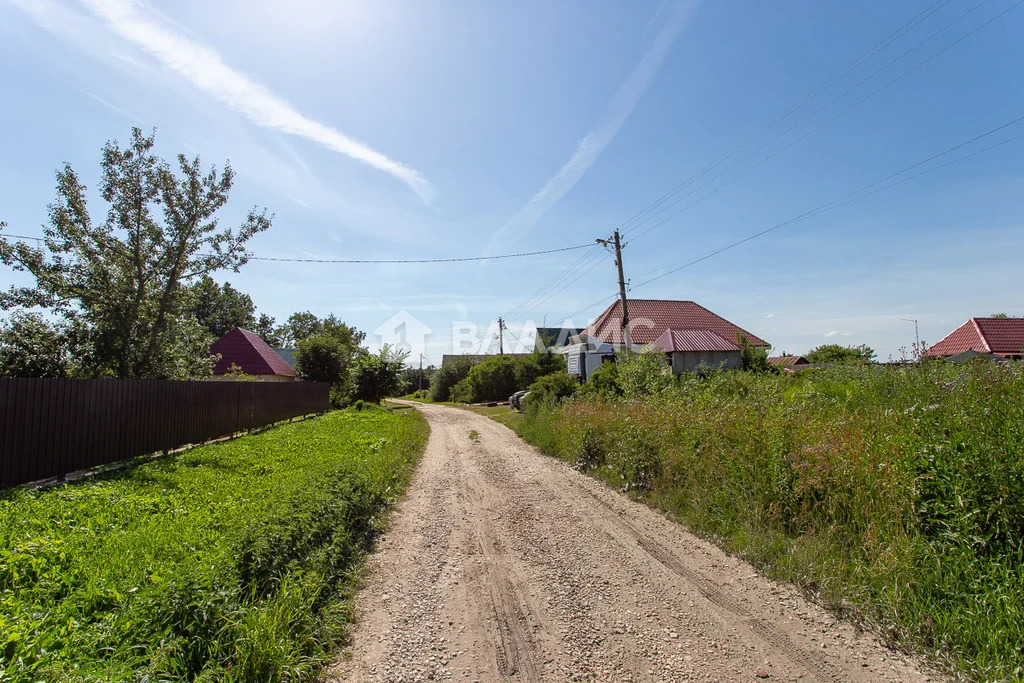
xmin=497 ymin=317 xmax=506 ymax=355
xmin=597 ymin=230 xmax=631 ymax=353
xmin=418 ymin=353 xmax=424 ymax=392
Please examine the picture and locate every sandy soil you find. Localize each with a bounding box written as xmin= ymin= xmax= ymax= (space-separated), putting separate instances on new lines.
xmin=328 ymin=401 xmax=941 ymax=683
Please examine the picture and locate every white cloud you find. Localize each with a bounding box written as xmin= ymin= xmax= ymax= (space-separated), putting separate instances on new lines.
xmin=824 ymin=330 xmax=838 ymax=338
xmin=487 ymin=0 xmax=697 ymax=252
xmin=766 ymin=313 xmax=776 ymax=319
xmin=70 ymin=0 xmax=433 ymax=203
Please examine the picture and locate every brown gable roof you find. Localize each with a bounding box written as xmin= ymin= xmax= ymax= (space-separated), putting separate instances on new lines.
xmin=927 ymin=317 xmax=1024 ymax=358
xmin=211 ymin=328 xmax=297 ymax=377
xmin=587 ymin=299 xmax=769 ymax=347
xmin=768 ymin=355 xmax=809 ymax=367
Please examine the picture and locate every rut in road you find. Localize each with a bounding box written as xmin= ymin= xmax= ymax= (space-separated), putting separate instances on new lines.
xmin=329 ymin=402 xmax=940 ymax=682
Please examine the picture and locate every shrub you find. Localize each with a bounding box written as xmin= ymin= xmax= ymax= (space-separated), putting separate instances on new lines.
xmin=525 ymin=372 xmax=578 ymax=409
xmin=351 ymin=345 xmax=408 ymax=404
xmin=514 ymin=351 xmax=566 ymax=388
xmin=616 ymin=351 xmax=674 ymax=397
xmin=429 ymin=356 xmax=476 ymax=402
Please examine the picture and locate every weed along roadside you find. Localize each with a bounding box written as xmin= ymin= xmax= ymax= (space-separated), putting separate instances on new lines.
xmin=0 ymin=406 xmax=428 ymax=682
xmin=472 ymin=361 xmax=1024 ymax=682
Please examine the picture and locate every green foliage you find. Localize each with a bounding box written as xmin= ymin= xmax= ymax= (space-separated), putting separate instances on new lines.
xmin=0 ymin=311 xmax=71 ymax=378
xmin=513 ymin=351 xmax=566 ymax=388
xmin=0 ymin=408 xmax=428 ymax=681
xmin=278 ymin=312 xmax=365 ymax=350
xmin=0 ymin=128 xmax=271 ymax=379
xmin=295 ymin=334 xmax=346 ymax=385
xmin=805 ymin=343 xmax=876 ymax=364
xmin=398 ymin=364 xmax=435 ymax=396
xmin=351 ymin=345 xmax=409 ymax=404
xmin=189 ymin=276 xmax=256 ymax=339
xmin=429 ymin=356 xmax=476 ymax=402
xmin=253 ymin=313 xmax=283 ymax=347
xmin=464 ymin=355 xmax=520 ymax=403
xmin=737 ymin=333 xmax=774 ymax=372
xmin=511 ymin=362 xmax=1024 ymax=681
xmin=990 ymin=312 xmax=1009 ymax=318
xmin=586 ymin=362 xmax=621 ymax=397
xmin=615 ymin=351 xmax=674 ymax=397
xmin=524 ymin=372 xmax=578 ymax=409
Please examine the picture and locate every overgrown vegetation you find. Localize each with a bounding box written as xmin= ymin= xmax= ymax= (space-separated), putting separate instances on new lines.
xmin=429 ymin=351 xmax=565 ymax=403
xmin=0 ymin=407 xmax=428 ymax=681
xmin=509 ymin=360 xmax=1024 ymax=681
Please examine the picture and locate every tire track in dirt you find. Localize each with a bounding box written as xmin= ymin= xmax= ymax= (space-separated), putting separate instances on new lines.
xmin=330 ymin=402 xmax=942 ymax=682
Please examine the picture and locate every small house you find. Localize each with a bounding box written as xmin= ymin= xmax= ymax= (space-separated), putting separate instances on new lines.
xmin=650 ymin=328 xmax=742 ymax=372
xmin=768 ymin=355 xmax=810 ymax=371
xmin=210 ymin=328 xmax=297 ymax=381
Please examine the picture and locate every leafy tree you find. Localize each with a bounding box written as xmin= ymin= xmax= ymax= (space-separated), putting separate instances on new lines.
xmin=0 ymin=311 xmax=71 ymax=378
xmin=991 ymin=312 xmax=1009 ymax=318
xmin=464 ymin=355 xmax=520 ymax=403
xmin=514 ymin=351 xmax=566 ymax=389
xmin=429 ymin=356 xmax=477 ymax=402
xmin=805 ymin=343 xmax=876 ymax=364
xmin=294 ymin=334 xmax=347 ymax=385
xmin=0 ymin=128 xmax=271 ymax=379
xmin=189 ymin=276 xmax=255 ymax=338
xmin=278 ymin=311 xmax=365 ymax=349
xmin=399 ymin=363 xmax=436 ymax=395
xmin=351 ymin=344 xmax=409 ymax=403
xmin=253 ymin=313 xmax=283 ymax=347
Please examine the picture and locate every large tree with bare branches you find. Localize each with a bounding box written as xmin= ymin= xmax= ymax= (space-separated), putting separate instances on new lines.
xmin=0 ymin=128 xmax=271 ymax=379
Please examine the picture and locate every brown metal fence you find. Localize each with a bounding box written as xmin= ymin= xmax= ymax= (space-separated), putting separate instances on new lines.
xmin=0 ymin=378 xmax=329 ymax=487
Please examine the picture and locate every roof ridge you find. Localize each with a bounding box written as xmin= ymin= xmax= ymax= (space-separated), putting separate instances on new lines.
xmin=969 ymin=318 xmax=992 ymax=352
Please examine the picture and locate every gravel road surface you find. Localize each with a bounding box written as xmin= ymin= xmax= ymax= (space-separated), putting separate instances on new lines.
xmin=329 ymin=401 xmax=939 ymax=682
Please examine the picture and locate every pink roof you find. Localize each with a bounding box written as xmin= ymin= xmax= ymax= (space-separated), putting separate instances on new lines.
xmin=587 ymin=299 xmax=769 ymax=347
xmin=651 ymin=328 xmax=739 ymax=353
xmin=211 ymin=328 xmax=296 ymax=377
xmin=927 ymin=318 xmax=1024 ymax=358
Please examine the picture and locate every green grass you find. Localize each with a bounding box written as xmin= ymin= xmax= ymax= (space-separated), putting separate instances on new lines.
xmin=499 ymin=362 xmax=1024 ymax=682
xmin=0 ymin=406 xmax=428 ymax=682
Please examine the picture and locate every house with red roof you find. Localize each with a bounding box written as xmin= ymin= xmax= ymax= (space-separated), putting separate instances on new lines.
xmin=586 ymin=299 xmax=769 ymax=373
xmin=210 ymin=327 xmax=297 ymax=381
xmin=926 ymin=317 xmax=1024 ymax=360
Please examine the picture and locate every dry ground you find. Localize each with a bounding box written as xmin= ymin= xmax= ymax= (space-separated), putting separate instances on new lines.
xmin=329 ymin=401 xmax=940 ymax=683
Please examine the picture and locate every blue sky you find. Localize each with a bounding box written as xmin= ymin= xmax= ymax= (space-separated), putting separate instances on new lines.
xmin=1 ymin=0 xmax=1022 ymax=364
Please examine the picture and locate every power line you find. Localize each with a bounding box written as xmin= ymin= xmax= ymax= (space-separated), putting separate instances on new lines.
xmin=623 ymin=0 xmax=1015 ymax=244
xmin=613 ymin=0 xmax=958 ymax=238
xmin=503 ymin=245 xmax=604 ymax=320
xmin=0 ymin=232 xmax=594 ymax=264
xmin=630 ymin=116 xmax=1024 ymax=290
xmin=247 ymin=242 xmax=593 ymax=263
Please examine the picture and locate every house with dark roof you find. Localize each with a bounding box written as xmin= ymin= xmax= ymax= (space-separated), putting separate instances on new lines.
xmin=210 ymin=328 xmax=297 ymax=381
xmin=587 ymin=299 xmax=768 ymax=373
xmin=533 ymin=326 xmax=584 ymax=352
xmin=927 ymin=317 xmax=1024 ymax=360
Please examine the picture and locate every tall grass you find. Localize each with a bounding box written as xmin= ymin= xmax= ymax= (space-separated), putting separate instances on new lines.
xmin=0 ymin=407 xmax=428 ymax=682
xmin=514 ymin=362 xmax=1024 ymax=681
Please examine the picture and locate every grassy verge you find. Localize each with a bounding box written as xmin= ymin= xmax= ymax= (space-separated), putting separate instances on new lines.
xmin=0 ymin=406 xmax=428 ymax=682
xmin=492 ymin=363 xmax=1024 ymax=682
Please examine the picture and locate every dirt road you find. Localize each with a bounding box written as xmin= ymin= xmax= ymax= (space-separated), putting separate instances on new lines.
xmin=330 ymin=402 xmax=938 ymax=682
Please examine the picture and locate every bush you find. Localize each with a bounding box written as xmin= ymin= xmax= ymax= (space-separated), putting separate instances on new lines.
xmin=514 ymin=351 xmax=566 ymax=388
xmin=429 ymin=356 xmax=476 ymax=402
xmin=525 ymin=372 xmax=578 ymax=409
xmin=616 ymin=351 xmax=674 ymax=397
xmin=463 ymin=355 xmax=519 ymax=403
xmin=350 ymin=345 xmax=408 ymax=404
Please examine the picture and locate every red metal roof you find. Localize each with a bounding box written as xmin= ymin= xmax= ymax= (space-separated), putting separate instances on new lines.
xmin=211 ymin=328 xmax=297 ymax=377
xmin=587 ymin=299 xmax=769 ymax=347
xmin=651 ymin=328 xmax=739 ymax=353
xmin=928 ymin=317 xmax=1024 ymax=357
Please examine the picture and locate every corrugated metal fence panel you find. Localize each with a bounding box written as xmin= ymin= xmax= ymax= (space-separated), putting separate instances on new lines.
xmin=0 ymin=379 xmax=329 ymax=487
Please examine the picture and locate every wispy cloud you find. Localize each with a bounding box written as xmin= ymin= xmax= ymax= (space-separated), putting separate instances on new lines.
xmin=84 ymin=90 xmax=139 ymax=120
xmin=487 ymin=0 xmax=697 ymax=251
xmin=68 ymin=0 xmax=433 ymax=203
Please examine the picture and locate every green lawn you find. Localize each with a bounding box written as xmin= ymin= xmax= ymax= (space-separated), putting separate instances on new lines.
xmin=0 ymin=406 xmax=428 ymax=682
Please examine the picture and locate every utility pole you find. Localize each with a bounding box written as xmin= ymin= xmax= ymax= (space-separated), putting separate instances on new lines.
xmin=497 ymin=317 xmax=506 ymax=355
xmin=902 ymin=318 xmax=920 ymax=359
xmin=596 ymin=230 xmax=631 ymax=353
xmin=418 ymin=353 xmax=424 ymax=392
